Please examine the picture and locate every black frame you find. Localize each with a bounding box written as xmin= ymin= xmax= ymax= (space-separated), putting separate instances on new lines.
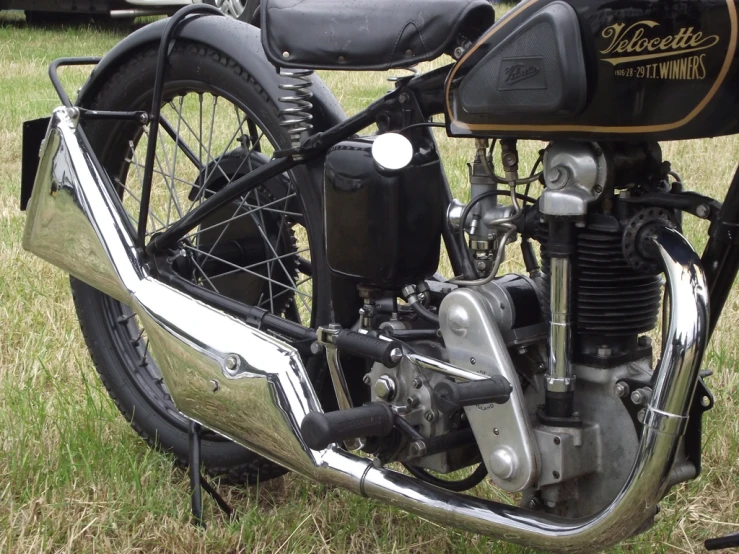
xmin=44 ymin=7 xmax=739 ymax=345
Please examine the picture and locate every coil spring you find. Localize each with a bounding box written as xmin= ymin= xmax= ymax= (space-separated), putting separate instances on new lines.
xmin=278 ymin=69 xmax=314 ymax=151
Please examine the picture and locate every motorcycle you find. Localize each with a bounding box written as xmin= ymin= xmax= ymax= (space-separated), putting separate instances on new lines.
xmin=18 ymin=0 xmax=739 ymax=551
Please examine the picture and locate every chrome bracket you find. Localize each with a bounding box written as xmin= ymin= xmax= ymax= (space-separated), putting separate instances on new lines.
xmin=316 ymin=325 xmax=363 ymax=450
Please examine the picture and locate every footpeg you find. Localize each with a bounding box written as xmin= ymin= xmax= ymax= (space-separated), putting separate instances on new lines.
xmin=434 ymin=376 xmax=512 ymax=413
xmin=301 ymin=403 xmax=394 ymax=451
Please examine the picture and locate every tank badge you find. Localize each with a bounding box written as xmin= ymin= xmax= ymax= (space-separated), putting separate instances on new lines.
xmin=497 ymin=57 xmax=547 ymax=91
xmin=599 ymin=21 xmax=720 ymax=80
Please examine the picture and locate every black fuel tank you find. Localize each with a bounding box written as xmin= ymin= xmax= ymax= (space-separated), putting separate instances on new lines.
xmin=446 ymin=0 xmax=739 ymax=141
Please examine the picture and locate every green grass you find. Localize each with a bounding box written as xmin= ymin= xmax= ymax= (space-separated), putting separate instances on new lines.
xmin=0 ymin=8 xmax=738 ymax=554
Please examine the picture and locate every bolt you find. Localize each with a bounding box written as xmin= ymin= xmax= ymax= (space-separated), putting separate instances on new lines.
xmin=547 ymin=168 xmax=562 ymax=183
xmin=409 ymin=440 xmax=427 ymax=458
xmin=476 ymin=261 xmax=487 ymax=271
xmin=282 ymin=51 xmax=290 ymax=59
xmin=224 ymin=354 xmax=240 ymax=372
xmin=696 ymin=204 xmax=711 ymax=219
xmin=399 ymin=92 xmax=409 ymax=104
xmin=638 ymin=335 xmax=653 ymax=348
xmin=593 ymin=184 xmax=603 ymax=194
xmin=470 ymin=357 xmax=476 ymax=365
xmin=209 ymin=379 xmax=220 ymax=392
xmin=453 ymin=46 xmax=465 ymax=59
xmin=412 ymin=378 xmax=423 ymax=389
xmin=528 ymin=498 xmax=540 ymax=510
xmin=389 ymin=347 xmax=403 ymax=364
xmin=375 ymin=376 xmax=396 ymax=400
xmin=362 ymin=374 xmax=372 ymax=385
xmin=493 ymin=428 xmax=500 ymax=436
xmin=631 ymin=387 xmax=652 ymax=406
xmin=138 ymin=112 xmax=149 ymax=125
xmin=407 ymin=395 xmax=420 ymax=408
xmin=517 ymin=346 xmax=528 ymax=355
xmin=310 ymin=341 xmax=324 ymax=355
xmin=552 ymin=470 xmax=560 ymax=480
xmin=553 ymin=437 xmax=561 ymax=445
xmin=637 ymin=407 xmax=647 ymax=423
xmin=424 ymin=410 xmax=435 ymax=422
xmin=614 ymin=381 xmax=630 ymax=398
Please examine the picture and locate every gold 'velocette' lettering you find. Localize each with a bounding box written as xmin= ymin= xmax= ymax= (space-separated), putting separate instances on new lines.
xmin=600 ymin=21 xmax=720 ymax=65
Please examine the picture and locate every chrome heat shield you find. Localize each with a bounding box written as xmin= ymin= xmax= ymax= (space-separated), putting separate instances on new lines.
xmin=23 ymin=107 xmax=710 ymax=553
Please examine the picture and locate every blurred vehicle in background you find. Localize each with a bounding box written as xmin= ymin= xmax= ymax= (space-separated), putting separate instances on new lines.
xmin=0 ymin=1 xmax=255 ymax=23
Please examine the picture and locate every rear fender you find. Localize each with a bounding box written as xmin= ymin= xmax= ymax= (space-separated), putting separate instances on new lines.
xmin=76 ymin=17 xmax=345 ymax=135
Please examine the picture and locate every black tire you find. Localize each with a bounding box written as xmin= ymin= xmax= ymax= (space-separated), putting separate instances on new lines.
xmin=71 ymin=42 xmax=330 ymax=484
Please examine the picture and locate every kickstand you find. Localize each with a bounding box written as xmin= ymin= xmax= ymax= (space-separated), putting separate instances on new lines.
xmin=188 ymin=421 xmax=236 ymax=528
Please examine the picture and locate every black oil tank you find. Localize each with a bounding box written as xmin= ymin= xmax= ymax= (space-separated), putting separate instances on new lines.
xmin=323 ymin=137 xmax=443 ymax=289
xmin=446 ymin=0 xmax=739 ymax=141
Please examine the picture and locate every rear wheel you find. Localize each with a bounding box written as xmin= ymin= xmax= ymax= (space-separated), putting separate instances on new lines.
xmin=71 ymin=42 xmax=329 ymax=483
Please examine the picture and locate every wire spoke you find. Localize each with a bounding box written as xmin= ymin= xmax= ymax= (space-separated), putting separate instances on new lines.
xmin=249 ymin=193 xmax=311 ymax=315
xmin=182 ymin=245 xmax=312 ymax=300
xmin=257 ymin=277 xmax=311 ymax=308
xmin=207 ymin=247 xmax=309 ymax=280
xmin=188 ymin=192 xmax=297 ymax=238
xmin=119 ymin=89 xmax=313 ymax=323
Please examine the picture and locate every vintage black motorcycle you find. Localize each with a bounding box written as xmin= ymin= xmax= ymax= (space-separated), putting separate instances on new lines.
xmin=19 ymin=0 xmax=739 ymax=551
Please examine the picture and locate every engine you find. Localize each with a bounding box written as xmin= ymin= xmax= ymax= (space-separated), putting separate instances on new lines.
xmin=321 ymin=135 xmax=701 ymax=520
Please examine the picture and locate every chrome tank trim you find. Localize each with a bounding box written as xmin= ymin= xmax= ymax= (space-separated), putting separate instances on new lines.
xmin=23 ymin=107 xmax=709 ymax=552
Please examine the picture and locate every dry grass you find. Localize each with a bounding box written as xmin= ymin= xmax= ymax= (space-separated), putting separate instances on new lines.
xmin=0 ymin=6 xmax=738 ymax=554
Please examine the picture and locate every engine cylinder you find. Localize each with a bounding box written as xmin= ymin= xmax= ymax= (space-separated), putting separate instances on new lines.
xmin=539 ymin=212 xmax=662 ymax=365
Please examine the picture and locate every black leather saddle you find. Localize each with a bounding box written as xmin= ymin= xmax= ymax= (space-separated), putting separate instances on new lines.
xmin=261 ymin=0 xmax=496 ymax=71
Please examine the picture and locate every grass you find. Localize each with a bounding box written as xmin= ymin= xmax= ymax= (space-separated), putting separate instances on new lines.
xmin=0 ymin=7 xmax=738 ymax=554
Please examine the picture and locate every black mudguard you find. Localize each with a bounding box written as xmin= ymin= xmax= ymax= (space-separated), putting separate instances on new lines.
xmin=75 ymin=16 xmax=360 ymax=326
xmin=76 ymin=16 xmax=345 ymax=135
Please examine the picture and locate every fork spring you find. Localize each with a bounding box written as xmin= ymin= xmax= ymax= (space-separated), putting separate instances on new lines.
xmin=278 ymin=69 xmax=314 ymax=153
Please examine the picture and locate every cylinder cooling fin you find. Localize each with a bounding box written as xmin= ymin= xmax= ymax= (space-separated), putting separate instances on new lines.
xmin=538 ymin=213 xmax=662 ymax=364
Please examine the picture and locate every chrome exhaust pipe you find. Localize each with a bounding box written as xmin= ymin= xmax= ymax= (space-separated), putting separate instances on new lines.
xmin=24 ymin=107 xmax=709 ymax=552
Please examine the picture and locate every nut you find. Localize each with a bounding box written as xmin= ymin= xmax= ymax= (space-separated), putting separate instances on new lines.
xmin=424 ymin=410 xmax=435 ymax=422
xmin=631 ymin=387 xmax=652 ymax=406
xmin=412 ymin=378 xmax=422 ymax=389
xmin=597 ymin=345 xmax=612 ymax=357
xmin=375 ymin=376 xmax=396 ymax=400
xmin=409 ymin=440 xmax=427 ymax=458
xmin=614 ymin=381 xmax=630 ymax=398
